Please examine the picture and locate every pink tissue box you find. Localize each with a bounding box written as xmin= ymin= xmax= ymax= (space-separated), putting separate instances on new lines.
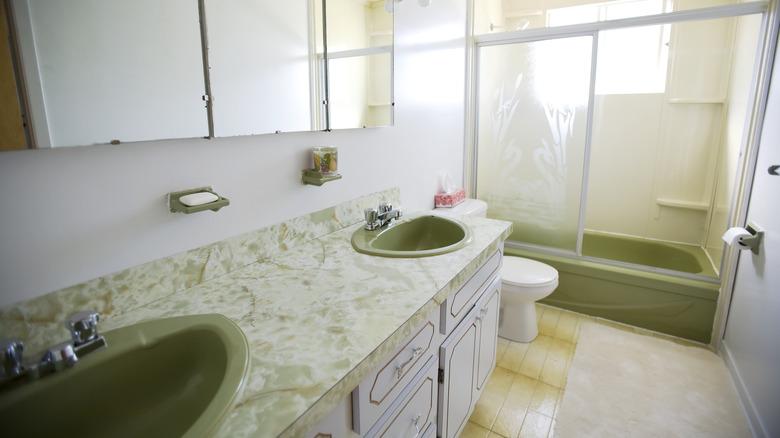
xmin=435 ymin=189 xmax=465 ymax=208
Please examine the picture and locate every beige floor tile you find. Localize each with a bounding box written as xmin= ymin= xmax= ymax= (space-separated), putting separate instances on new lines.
xmin=518 ymin=411 xmax=553 ymax=438
xmin=538 ymin=308 xmax=561 ymax=337
xmin=529 ymin=382 xmax=560 ymax=417
xmin=539 ymin=354 xmax=567 ymax=388
xmin=573 ymin=315 xmax=592 ymax=344
xmin=547 ymin=419 xmax=557 ymax=438
xmin=532 ymin=334 xmax=553 ymax=349
xmin=488 ymin=432 xmax=507 ymax=438
xmin=503 ymin=373 xmax=537 ymax=411
xmin=470 ymin=388 xmax=505 ymax=429
xmin=492 ymin=405 xmax=527 ymax=438
xmin=547 ymin=338 xmax=575 ymax=369
xmin=498 ymin=341 xmax=529 ymax=372
xmin=461 ymin=421 xmax=492 ymax=438
xmin=517 ymin=339 xmax=551 ymax=379
xmin=485 ymin=365 xmax=516 ymax=395
xmin=553 ymin=312 xmax=578 ymax=343
xmin=497 ymin=337 xmax=510 ymax=362
xmin=535 ymin=304 xmax=544 ymax=322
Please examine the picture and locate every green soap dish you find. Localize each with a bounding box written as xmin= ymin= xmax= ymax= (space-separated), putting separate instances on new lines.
xmin=302 ymin=169 xmax=342 ymax=186
xmin=169 ymin=186 xmax=230 ymax=214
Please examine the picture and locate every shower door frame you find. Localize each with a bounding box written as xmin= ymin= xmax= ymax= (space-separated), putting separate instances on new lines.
xmin=467 ymin=1 xmax=772 ymax=284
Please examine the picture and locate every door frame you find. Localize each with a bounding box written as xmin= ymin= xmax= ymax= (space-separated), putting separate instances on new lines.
xmin=712 ymin=1 xmax=780 ymax=351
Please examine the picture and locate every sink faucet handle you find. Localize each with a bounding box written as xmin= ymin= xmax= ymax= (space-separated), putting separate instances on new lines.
xmin=66 ymin=310 xmax=100 ymax=346
xmin=378 ymin=202 xmax=393 ymax=214
xmin=1 ymin=338 xmax=24 ymax=380
xmin=365 ymin=208 xmax=379 ymax=223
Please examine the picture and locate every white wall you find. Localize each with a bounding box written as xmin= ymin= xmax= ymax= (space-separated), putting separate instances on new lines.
xmin=0 ymin=0 xmax=468 ymax=308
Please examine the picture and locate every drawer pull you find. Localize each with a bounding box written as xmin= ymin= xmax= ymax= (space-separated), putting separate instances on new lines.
xmin=412 ymin=414 xmax=422 ymax=438
xmin=475 ymin=306 xmax=489 ymax=322
xmin=395 ymin=347 xmax=424 ymax=379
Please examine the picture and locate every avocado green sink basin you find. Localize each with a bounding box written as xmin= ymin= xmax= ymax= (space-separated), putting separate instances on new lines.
xmin=0 ymin=314 xmax=249 ymax=438
xmin=352 ymin=214 xmax=472 ymax=258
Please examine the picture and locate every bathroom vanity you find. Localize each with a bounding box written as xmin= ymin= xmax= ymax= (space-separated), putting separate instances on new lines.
xmin=0 ymin=190 xmax=512 ymax=437
xmin=308 ymin=250 xmax=503 ymax=437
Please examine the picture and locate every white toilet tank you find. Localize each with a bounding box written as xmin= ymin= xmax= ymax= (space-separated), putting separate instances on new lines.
xmin=433 ymin=198 xmax=488 ymax=218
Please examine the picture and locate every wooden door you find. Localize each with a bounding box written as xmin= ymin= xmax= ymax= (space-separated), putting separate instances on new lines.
xmin=0 ymin=1 xmax=27 ymax=150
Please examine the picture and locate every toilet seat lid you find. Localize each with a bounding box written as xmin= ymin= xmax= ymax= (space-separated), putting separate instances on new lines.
xmin=502 ymin=256 xmax=558 ymax=287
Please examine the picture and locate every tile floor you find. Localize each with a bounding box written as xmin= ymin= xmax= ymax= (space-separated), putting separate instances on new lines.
xmin=462 ymin=304 xmax=703 ymax=438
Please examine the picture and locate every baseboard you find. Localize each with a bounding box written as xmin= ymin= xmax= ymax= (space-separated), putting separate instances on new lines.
xmin=720 ymin=342 xmax=767 ymax=438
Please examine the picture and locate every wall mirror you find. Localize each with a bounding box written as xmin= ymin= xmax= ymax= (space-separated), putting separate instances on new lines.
xmin=0 ymin=0 xmax=394 ymax=150
xmin=324 ymin=0 xmax=394 ymax=130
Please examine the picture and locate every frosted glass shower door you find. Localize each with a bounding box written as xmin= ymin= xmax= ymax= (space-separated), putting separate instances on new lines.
xmin=476 ymin=36 xmax=594 ymax=251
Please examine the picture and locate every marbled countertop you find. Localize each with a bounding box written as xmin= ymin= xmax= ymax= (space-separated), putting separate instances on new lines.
xmin=57 ymin=216 xmax=511 ymax=437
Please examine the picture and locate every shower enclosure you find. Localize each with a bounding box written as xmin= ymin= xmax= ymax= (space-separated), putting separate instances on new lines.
xmin=470 ymin=0 xmax=774 ymax=342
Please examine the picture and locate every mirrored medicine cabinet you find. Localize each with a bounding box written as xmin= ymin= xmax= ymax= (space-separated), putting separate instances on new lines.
xmin=0 ymin=0 xmax=394 ymax=150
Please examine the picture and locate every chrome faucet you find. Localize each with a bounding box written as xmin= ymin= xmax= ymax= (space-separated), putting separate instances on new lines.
xmin=0 ymin=310 xmax=107 ymax=387
xmin=364 ymin=202 xmax=402 ymax=230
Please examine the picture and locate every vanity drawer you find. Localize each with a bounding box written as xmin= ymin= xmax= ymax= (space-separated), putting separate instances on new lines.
xmin=352 ymin=310 xmax=439 ymax=434
xmin=364 ymin=356 xmax=439 ymax=438
xmin=440 ymin=250 xmax=502 ymax=335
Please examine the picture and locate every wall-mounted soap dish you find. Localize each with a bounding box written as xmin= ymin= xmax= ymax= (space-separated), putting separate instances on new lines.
xmin=169 ymin=186 xmax=229 ymax=214
xmin=302 ymin=169 xmax=342 ymax=186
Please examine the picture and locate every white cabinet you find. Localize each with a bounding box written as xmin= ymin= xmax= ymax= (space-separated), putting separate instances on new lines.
xmin=306 ymin=396 xmax=358 ymax=438
xmin=440 ymin=251 xmax=502 ymax=335
xmin=438 ymin=275 xmax=501 ymax=438
xmin=317 ymin=251 xmax=503 ymax=438
xmin=437 ymin=305 xmax=479 ymax=438
xmin=365 ymin=357 xmax=439 ymax=437
xmin=353 ymin=310 xmax=439 ymax=434
xmin=475 ymin=277 xmax=501 ymax=392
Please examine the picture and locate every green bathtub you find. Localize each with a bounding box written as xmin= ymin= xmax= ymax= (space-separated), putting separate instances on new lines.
xmin=505 ymin=233 xmax=720 ymax=343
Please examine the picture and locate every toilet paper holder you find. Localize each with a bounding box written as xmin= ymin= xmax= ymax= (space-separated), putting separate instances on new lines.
xmin=740 ymin=222 xmax=764 ymax=255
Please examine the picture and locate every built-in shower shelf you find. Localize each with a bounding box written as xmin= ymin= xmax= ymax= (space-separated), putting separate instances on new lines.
xmin=656 ymin=198 xmax=710 ymax=211
xmin=667 ymin=97 xmax=725 ymax=104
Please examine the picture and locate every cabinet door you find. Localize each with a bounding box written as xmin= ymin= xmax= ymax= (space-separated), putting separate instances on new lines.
xmin=437 ymin=306 xmax=478 ymax=438
xmin=475 ymin=277 xmax=501 ymax=392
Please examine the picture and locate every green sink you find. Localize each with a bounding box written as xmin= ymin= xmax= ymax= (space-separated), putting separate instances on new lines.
xmin=0 ymin=314 xmax=249 ymax=437
xmin=352 ymin=214 xmax=472 ymax=258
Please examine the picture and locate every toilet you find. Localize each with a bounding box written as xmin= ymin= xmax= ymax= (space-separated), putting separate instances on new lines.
xmin=434 ymin=198 xmax=559 ymax=343
xmin=499 ymin=256 xmax=558 ymax=342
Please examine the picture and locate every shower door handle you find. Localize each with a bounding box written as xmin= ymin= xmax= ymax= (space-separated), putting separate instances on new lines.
xmin=769 ymin=165 xmax=779 ymax=176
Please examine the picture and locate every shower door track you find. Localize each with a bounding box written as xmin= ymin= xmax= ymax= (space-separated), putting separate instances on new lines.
xmin=472 ymin=2 xmax=768 ymax=47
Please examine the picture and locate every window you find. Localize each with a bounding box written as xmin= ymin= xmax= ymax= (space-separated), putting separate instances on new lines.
xmin=548 ymin=0 xmax=672 ymax=95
